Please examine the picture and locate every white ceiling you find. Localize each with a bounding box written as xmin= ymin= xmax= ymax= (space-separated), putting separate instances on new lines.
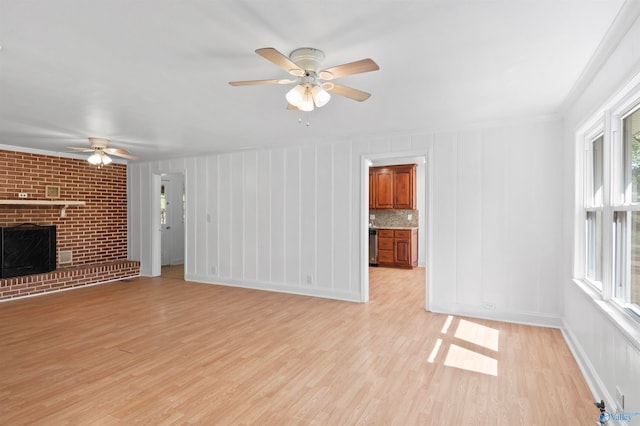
xmin=0 ymin=0 xmax=631 ymax=162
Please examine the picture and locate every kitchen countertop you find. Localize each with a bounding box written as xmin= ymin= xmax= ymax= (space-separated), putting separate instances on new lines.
xmin=370 ymin=226 xmax=418 ymax=230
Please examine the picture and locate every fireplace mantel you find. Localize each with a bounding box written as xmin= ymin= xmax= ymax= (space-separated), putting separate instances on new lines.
xmin=0 ymin=200 xmax=86 ymax=217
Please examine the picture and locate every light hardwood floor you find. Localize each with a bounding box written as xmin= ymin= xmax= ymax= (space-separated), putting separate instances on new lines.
xmin=0 ymin=266 xmax=597 ymax=425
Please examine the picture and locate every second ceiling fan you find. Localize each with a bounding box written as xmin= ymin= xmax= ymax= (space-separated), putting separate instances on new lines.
xmin=229 ymin=47 xmax=379 ymax=112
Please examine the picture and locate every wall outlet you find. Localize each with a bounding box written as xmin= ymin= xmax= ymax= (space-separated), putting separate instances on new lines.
xmin=482 ymin=302 xmax=496 ymax=310
xmin=408 ymin=213 xmax=412 ymax=220
xmin=306 ymin=275 xmax=313 ymax=285
xmin=18 ymin=192 xmax=28 ymax=198
xmin=616 ymin=386 xmax=624 ymax=410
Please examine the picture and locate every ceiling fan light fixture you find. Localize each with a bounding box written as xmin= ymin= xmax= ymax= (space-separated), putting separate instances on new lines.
xmin=87 ymin=152 xmax=102 ymax=165
xmin=311 ymin=85 xmax=330 ymax=107
xmin=298 ymin=88 xmax=315 ymax=112
xmin=286 ymin=84 xmax=306 ymax=107
xmin=87 ymin=151 xmax=112 ymax=167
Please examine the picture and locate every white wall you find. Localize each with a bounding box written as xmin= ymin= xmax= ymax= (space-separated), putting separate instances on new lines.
xmin=128 ymin=118 xmax=565 ymax=325
xmin=430 ymin=121 xmax=564 ymax=326
xmin=561 ymin=7 xmax=640 ymax=413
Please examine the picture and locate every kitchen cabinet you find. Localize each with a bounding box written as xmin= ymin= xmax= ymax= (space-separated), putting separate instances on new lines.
xmin=370 ymin=167 xmax=394 ymax=209
xmin=392 ymin=165 xmax=416 ymax=209
xmin=377 ymin=228 xmax=418 ymax=268
xmin=369 ymin=164 xmax=416 ymax=209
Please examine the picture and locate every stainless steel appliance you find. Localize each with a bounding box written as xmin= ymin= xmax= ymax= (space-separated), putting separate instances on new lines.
xmin=369 ymin=228 xmax=378 ymax=266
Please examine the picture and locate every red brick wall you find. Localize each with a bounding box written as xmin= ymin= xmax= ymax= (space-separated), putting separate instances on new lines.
xmin=0 ymin=149 xmax=128 ymax=266
xmin=0 ymin=149 xmax=139 ymax=300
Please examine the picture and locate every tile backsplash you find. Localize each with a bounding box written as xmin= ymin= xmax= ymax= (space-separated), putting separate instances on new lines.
xmin=369 ymin=209 xmax=419 ymax=228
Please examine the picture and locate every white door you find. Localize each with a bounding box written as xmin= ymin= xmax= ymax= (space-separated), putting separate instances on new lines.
xmin=160 ymin=175 xmax=186 ymax=267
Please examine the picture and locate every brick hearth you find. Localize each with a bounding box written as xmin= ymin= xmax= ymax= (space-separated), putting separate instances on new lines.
xmin=0 ymin=260 xmax=140 ymax=301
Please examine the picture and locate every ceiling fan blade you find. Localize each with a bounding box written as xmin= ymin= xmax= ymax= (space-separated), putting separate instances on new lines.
xmin=104 ymin=148 xmax=138 ymax=160
xmin=104 ymin=147 xmax=129 ymax=155
xmin=229 ymin=78 xmax=296 ymax=86
xmin=255 ymin=47 xmax=304 ymax=76
xmin=326 ymin=83 xmax=371 ymax=102
xmin=287 ymin=103 xmax=298 ymax=110
xmin=319 ymin=58 xmax=379 ymax=80
xmin=68 ymin=147 xmax=94 ymax=152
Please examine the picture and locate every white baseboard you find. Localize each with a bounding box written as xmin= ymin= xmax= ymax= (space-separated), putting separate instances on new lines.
xmin=428 ymin=303 xmax=563 ymax=328
xmin=561 ymin=320 xmax=615 ymax=409
xmin=185 ymin=274 xmax=362 ymax=303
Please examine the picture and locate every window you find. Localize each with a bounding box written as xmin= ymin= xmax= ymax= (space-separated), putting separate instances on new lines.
xmin=580 ymin=102 xmax=640 ymax=320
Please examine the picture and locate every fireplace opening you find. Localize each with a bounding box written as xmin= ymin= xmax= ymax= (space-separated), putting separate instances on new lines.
xmin=1 ymin=223 xmax=56 ymax=278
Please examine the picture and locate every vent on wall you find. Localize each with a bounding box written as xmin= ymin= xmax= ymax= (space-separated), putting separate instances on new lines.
xmin=59 ymin=250 xmax=73 ymax=264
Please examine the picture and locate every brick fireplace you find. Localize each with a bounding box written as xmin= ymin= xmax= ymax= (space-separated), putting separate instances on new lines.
xmin=0 ymin=149 xmax=140 ymax=301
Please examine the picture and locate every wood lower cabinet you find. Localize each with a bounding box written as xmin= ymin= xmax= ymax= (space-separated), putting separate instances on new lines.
xmin=377 ymin=228 xmax=418 ymax=269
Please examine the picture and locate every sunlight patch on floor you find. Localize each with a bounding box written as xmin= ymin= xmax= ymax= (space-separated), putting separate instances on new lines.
xmin=427 ymin=338 xmax=443 ymax=363
xmin=428 ymin=316 xmax=499 ymax=376
xmin=444 ymin=344 xmax=498 ymax=376
xmin=440 ymin=315 xmax=454 ymax=334
xmin=454 ymin=319 xmax=500 ymax=352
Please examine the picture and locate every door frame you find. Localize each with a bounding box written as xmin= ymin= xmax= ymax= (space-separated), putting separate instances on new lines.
xmin=361 ymin=148 xmax=433 ymax=311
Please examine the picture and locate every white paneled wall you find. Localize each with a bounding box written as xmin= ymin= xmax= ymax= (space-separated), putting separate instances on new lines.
xmin=428 ymin=120 xmax=564 ymax=326
xmin=130 ymin=143 xmax=362 ymax=300
xmin=129 ymin=118 xmax=565 ymax=321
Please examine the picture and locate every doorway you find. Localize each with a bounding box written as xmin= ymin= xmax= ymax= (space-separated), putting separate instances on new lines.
xmin=363 ymin=151 xmax=431 ymax=311
xmin=159 ymin=173 xmax=186 ymax=276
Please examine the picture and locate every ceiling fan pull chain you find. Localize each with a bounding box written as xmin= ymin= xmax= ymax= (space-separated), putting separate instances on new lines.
xmin=297 ymin=112 xmax=310 ymax=127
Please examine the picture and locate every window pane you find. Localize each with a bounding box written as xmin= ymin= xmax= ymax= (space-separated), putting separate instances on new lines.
xmin=623 ymin=108 xmax=640 ymax=203
xmin=614 ymin=211 xmax=640 ymax=309
xmin=632 ymin=212 xmax=640 ymax=306
xmin=592 ymin=135 xmax=603 ymax=206
xmin=614 ymin=212 xmax=627 ymax=296
xmin=586 ymin=211 xmax=602 ymax=285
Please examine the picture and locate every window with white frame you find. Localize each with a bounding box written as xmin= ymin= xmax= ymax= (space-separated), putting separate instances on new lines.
xmin=579 ymin=100 xmax=640 ymax=320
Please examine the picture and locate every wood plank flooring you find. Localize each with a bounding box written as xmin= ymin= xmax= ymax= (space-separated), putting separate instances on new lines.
xmin=0 ymin=266 xmax=597 ymax=425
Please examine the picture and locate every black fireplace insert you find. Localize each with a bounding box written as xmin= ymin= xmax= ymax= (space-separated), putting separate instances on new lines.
xmin=0 ymin=223 xmax=56 ymax=278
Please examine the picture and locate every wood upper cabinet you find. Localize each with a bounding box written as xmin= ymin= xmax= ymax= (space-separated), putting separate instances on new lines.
xmin=370 ymin=168 xmax=394 ymax=209
xmin=393 ymin=165 xmax=416 ymax=209
xmin=377 ymin=228 xmax=418 ymax=269
xmin=369 ymin=171 xmax=376 ymax=208
xmin=369 ymin=164 xmax=416 ymax=210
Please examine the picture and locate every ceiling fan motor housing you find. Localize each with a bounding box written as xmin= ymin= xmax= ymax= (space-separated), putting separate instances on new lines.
xmin=289 ymin=48 xmax=325 ymax=72
xmin=88 ymin=137 xmax=109 ymax=150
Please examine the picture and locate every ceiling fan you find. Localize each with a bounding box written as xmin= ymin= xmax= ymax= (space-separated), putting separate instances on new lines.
xmin=68 ymin=137 xmax=138 ymax=167
xmin=229 ymin=47 xmax=379 ymax=112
